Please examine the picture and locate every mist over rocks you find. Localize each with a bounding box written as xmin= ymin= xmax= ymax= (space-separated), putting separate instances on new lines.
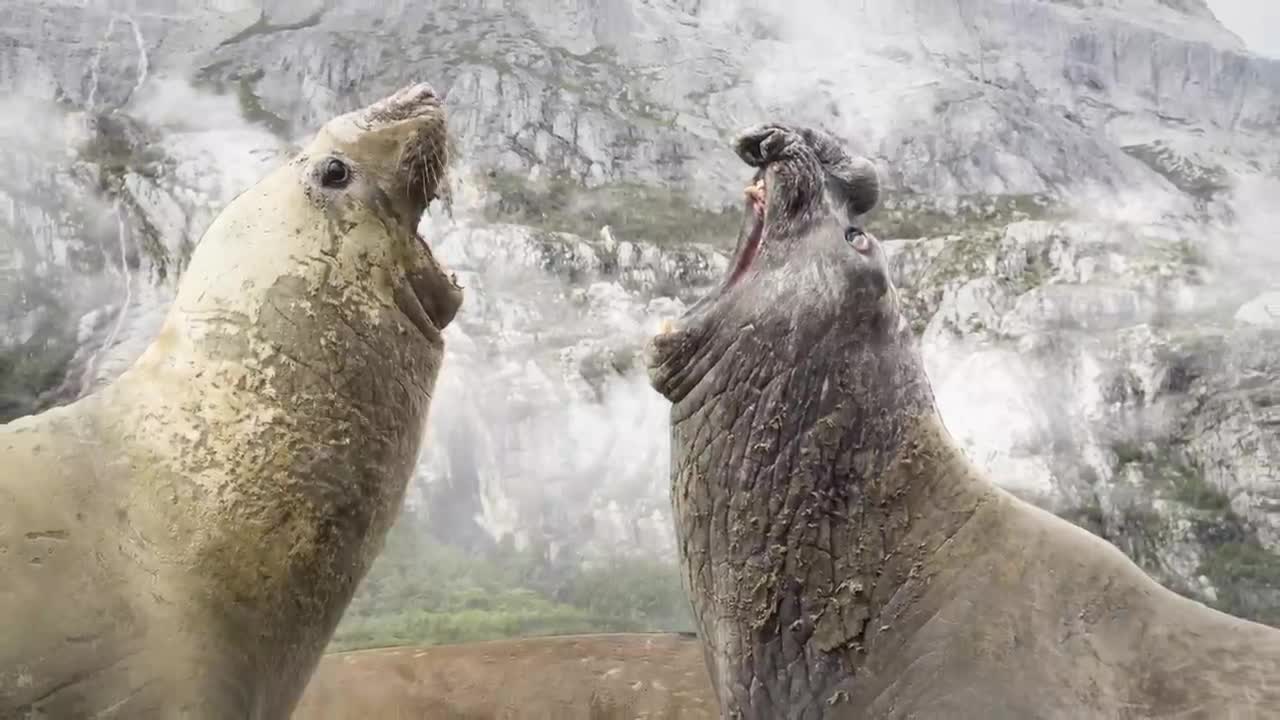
xmin=2 ymin=0 xmax=1280 ymax=628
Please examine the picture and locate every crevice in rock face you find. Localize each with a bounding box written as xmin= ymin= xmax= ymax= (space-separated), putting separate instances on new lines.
xmin=218 ymin=8 xmax=328 ymax=49
xmin=1122 ymin=141 xmax=1232 ymax=205
xmin=192 ymin=63 xmax=294 ymax=139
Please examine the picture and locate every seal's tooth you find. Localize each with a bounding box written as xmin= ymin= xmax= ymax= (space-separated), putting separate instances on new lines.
xmin=657 ymin=318 xmax=676 ymax=336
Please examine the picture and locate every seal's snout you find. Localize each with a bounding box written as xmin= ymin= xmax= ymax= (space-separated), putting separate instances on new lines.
xmin=336 ymin=81 xmax=451 ymax=227
xmin=362 ymin=82 xmax=441 ymax=126
xmin=399 ymin=82 xmax=438 ymax=103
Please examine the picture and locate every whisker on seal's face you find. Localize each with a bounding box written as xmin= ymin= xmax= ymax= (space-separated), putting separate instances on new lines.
xmin=293 ymin=82 xmax=463 ymax=338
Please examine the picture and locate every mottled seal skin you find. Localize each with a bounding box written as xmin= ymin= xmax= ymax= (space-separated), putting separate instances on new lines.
xmin=646 ymin=124 xmax=1280 ymax=719
xmin=0 ymin=82 xmax=462 ymax=720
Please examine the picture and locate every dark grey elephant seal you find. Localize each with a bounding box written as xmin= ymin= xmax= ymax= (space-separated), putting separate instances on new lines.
xmin=646 ymin=124 xmax=1280 ymax=719
xmin=0 ymin=82 xmax=462 ymax=719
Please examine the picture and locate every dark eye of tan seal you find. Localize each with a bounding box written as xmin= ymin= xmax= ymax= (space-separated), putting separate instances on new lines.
xmin=646 ymin=123 xmax=1280 ymax=719
xmin=0 ymin=82 xmax=461 ymax=720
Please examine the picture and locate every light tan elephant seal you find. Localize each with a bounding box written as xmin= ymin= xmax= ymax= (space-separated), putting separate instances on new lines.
xmin=646 ymin=123 xmax=1280 ymax=719
xmin=0 ymin=82 xmax=462 ymax=720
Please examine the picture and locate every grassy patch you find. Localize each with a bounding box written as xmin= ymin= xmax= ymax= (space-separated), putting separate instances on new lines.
xmin=1110 ymin=441 xmax=1231 ymax=513
xmin=1206 ymin=541 xmax=1280 ymax=586
xmin=1106 ymin=439 xmax=1280 ymax=625
xmin=1198 ymin=539 xmax=1280 ymax=626
xmin=79 ymin=114 xmax=166 ymax=189
xmin=0 ymin=292 xmax=78 ymax=423
xmin=331 ymin=592 xmax=605 ymax=652
xmin=1114 ymin=506 xmax=1170 ymax=570
xmin=871 ymin=192 xmax=1059 ymax=240
xmin=1116 ymin=438 xmax=1233 ymax=509
xmin=1059 ymin=496 xmax=1105 ymax=537
xmin=882 ymin=194 xmax=1066 ymax=318
xmin=480 ymin=171 xmax=740 ymax=249
xmin=1112 ymin=439 xmax=1148 ymax=467
xmin=331 ymin=509 xmax=694 ymax=652
xmin=890 ymin=228 xmax=1007 ymax=335
xmin=1170 ymin=469 xmax=1231 ymax=513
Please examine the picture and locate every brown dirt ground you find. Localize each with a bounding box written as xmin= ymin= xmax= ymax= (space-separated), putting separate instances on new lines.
xmin=292 ymin=632 xmax=718 ymax=719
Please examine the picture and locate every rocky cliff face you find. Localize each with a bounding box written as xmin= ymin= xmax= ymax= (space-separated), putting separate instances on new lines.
xmin=2 ymin=0 xmax=1279 ymax=623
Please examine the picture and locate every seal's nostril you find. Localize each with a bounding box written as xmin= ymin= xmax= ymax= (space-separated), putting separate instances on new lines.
xmin=402 ymin=82 xmax=438 ymax=104
xmin=362 ymin=82 xmax=441 ymax=125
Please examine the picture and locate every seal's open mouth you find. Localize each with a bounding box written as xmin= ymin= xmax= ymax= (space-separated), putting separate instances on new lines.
xmin=396 ymin=246 xmax=462 ymax=340
xmin=338 ymin=81 xmax=460 ymax=336
xmin=650 ymin=173 xmax=766 ymax=342
xmin=727 ymin=177 xmax=766 ymax=288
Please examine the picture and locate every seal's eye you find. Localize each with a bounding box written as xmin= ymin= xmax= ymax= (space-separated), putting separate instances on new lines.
xmin=845 ymin=226 xmax=873 ymax=254
xmin=321 ymin=158 xmax=351 ymax=189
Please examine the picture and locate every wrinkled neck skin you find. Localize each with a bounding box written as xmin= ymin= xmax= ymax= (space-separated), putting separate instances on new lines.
xmin=81 ymin=88 xmax=461 ymax=717
xmin=648 ymin=126 xmax=983 ymax=718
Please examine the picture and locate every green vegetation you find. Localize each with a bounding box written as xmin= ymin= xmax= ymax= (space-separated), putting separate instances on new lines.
xmin=0 ymin=290 xmax=77 ymax=423
xmin=1198 ymin=538 xmax=1280 ymax=626
xmin=192 ymin=62 xmax=292 ymax=138
xmin=890 ymin=228 xmax=1006 ymax=335
xmin=75 ymin=114 xmax=177 ymax=280
xmin=233 ymin=69 xmax=292 ymax=138
xmin=871 ymin=192 xmax=1060 ymax=240
xmin=875 ymin=193 xmax=1069 ymax=335
xmin=1205 ymin=541 xmax=1280 ymax=586
xmin=1113 ymin=506 xmax=1171 ymax=571
xmin=78 ymin=118 xmax=165 ymax=186
xmin=1059 ymin=496 xmax=1105 ymax=537
xmin=1171 ymin=236 xmax=1212 ymax=268
xmin=1111 ymin=439 xmax=1148 ymax=467
xmin=1105 ymin=438 xmax=1280 ymax=625
xmin=479 ymin=171 xmax=740 ymax=249
xmin=1110 ymin=440 xmax=1231 ymax=513
xmin=331 ymin=508 xmax=694 ymax=652
xmin=0 ymin=336 xmax=76 ymax=423
xmin=1170 ymin=469 xmax=1232 ymax=513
